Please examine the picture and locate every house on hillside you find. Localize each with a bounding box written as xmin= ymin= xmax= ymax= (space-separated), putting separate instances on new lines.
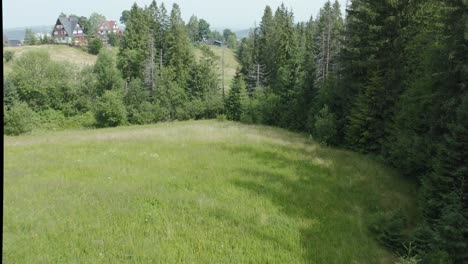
xmin=205 ymin=39 xmax=223 ymax=47
xmin=52 ymin=14 xmax=87 ymax=46
xmin=95 ymin=21 xmax=123 ymax=45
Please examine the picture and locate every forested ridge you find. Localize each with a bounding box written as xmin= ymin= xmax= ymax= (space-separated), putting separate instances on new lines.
xmin=3 ymin=0 xmax=467 ymax=262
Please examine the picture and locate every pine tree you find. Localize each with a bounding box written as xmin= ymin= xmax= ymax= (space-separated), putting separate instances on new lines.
xmin=225 ymin=71 xmax=248 ymax=121
xmin=118 ymin=3 xmax=151 ymax=80
xmin=165 ymin=3 xmax=194 ymax=90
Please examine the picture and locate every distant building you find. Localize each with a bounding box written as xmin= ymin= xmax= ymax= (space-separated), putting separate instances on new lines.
xmin=35 ymin=33 xmax=51 ymax=39
xmin=8 ymin=39 xmax=22 ymax=47
xmin=206 ymin=39 xmax=223 ymax=47
xmin=95 ymin=21 xmax=123 ymax=44
xmin=52 ymin=14 xmax=87 ymax=46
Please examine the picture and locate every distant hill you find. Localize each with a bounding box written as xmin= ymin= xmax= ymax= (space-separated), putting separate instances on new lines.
xmin=4 ymin=25 xmax=54 ymax=41
xmin=235 ymin=29 xmax=252 ymax=40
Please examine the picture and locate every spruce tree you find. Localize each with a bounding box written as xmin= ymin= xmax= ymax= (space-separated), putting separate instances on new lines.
xmin=225 ymin=71 xmax=248 ymax=121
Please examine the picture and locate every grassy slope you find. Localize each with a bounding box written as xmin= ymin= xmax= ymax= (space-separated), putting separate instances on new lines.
xmin=3 ymin=45 xmax=99 ymax=75
xmin=3 ymin=120 xmax=416 ymax=263
xmin=194 ymin=45 xmax=239 ymax=91
xmin=4 ymin=44 xmax=238 ymax=91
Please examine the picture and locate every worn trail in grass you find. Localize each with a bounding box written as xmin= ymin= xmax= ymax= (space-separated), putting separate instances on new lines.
xmin=3 ymin=120 xmax=416 ymax=263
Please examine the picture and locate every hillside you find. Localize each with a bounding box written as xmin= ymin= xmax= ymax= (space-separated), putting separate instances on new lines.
xmin=3 ymin=45 xmax=98 ymax=75
xmin=4 ymin=44 xmax=238 ymax=91
xmin=3 ymin=120 xmax=416 ymax=263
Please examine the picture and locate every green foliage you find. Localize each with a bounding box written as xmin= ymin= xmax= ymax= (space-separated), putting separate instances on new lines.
xmin=4 ymin=102 xmax=37 ymax=135
xmin=369 ymin=209 xmax=409 ymax=255
xmin=127 ymin=101 xmax=163 ymax=125
xmin=155 ymin=67 xmax=188 ymax=120
xmin=216 ymin=114 xmax=227 ymax=121
xmin=37 ymin=109 xmax=96 ymax=130
xmin=189 ymin=45 xmax=220 ymax=99
xmin=227 ymin=34 xmax=237 ymax=49
xmin=118 ymin=3 xmax=151 ymax=80
xmin=208 ymin=31 xmax=223 ymax=41
xmin=223 ymin=29 xmax=234 ymax=41
xmin=23 ymin=28 xmax=37 ymax=45
xmin=10 ymin=50 xmax=73 ymax=111
xmin=88 ymin=38 xmax=103 ymax=55
xmin=3 ymin=50 xmax=14 ymax=62
xmin=93 ymin=49 xmax=123 ymax=95
xmin=312 ymin=105 xmax=337 ymax=145
xmin=346 ymin=70 xmax=386 ymax=153
xmin=94 ymin=90 xmax=127 ymax=127
xmin=88 ymin=13 xmax=106 ymax=35
xmin=78 ymin=16 xmax=91 ymax=34
xmin=198 ymin=19 xmax=210 ymax=40
xmin=108 ymin=32 xmax=120 ymax=47
xmin=225 ymin=72 xmax=248 ymax=121
xmin=187 ymin=15 xmax=200 ymax=42
xmin=3 ymin=78 xmax=19 ymax=109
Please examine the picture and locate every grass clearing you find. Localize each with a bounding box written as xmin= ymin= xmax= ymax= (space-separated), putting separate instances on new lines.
xmin=3 ymin=120 xmax=416 ymax=263
xmin=3 ymin=45 xmax=115 ymax=75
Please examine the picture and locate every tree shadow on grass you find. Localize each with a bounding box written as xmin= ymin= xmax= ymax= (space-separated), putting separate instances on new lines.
xmin=218 ymin=143 xmax=384 ymax=263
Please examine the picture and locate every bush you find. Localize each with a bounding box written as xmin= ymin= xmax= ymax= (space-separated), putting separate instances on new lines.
xmin=36 ymin=109 xmax=95 ymax=130
xmin=4 ymin=102 xmax=37 ymax=135
xmin=127 ymin=102 xmax=164 ymax=125
xmin=88 ymin=38 xmax=103 ymax=55
xmin=94 ymin=90 xmax=127 ymax=127
xmin=4 ymin=50 xmax=14 ymax=63
xmin=216 ymin=114 xmax=227 ymax=122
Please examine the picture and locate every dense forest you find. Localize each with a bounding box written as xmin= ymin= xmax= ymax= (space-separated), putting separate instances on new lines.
xmin=3 ymin=0 xmax=467 ymax=262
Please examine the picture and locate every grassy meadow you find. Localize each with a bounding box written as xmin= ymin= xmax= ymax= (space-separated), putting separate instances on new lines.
xmin=3 ymin=120 xmax=416 ymax=263
xmin=3 ymin=45 xmax=100 ymax=75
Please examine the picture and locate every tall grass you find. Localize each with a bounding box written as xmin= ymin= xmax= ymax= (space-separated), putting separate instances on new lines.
xmin=3 ymin=120 xmax=416 ymax=263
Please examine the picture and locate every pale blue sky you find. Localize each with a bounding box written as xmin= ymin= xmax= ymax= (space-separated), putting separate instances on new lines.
xmin=3 ymin=0 xmax=347 ymax=30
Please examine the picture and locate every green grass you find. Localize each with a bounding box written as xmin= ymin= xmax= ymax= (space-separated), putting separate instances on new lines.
xmin=2 ymin=45 xmax=118 ymax=76
xmin=3 ymin=120 xmax=416 ymax=263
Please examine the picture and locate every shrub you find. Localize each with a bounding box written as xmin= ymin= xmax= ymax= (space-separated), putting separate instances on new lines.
xmin=127 ymin=102 xmax=163 ymax=125
xmin=4 ymin=50 xmax=14 ymax=63
xmin=10 ymin=50 xmax=74 ymax=111
xmin=185 ymin=99 xmax=205 ymax=120
xmin=37 ymin=109 xmax=67 ymax=130
xmin=94 ymin=90 xmax=127 ymax=127
xmin=88 ymin=38 xmax=103 ymax=55
xmin=216 ymin=114 xmax=227 ymax=122
xmin=4 ymin=102 xmax=37 ymax=135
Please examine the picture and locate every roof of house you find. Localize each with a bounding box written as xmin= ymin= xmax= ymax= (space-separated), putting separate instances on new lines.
xmin=98 ymin=21 xmax=117 ymax=31
xmin=57 ymin=15 xmax=83 ymax=37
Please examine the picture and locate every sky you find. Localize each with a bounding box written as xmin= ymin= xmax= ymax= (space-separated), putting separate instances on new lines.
xmin=3 ymin=0 xmax=347 ymax=30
